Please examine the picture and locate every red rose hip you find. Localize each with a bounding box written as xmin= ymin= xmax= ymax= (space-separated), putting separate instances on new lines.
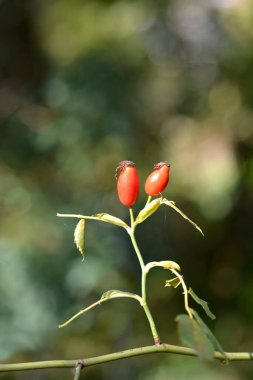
xmin=115 ymin=161 xmax=139 ymax=207
xmin=145 ymin=162 xmax=170 ymax=196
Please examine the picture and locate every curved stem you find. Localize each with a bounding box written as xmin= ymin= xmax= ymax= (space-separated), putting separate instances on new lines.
xmin=0 ymin=345 xmax=252 ymax=373
xmin=128 ymin=230 xmax=145 ymax=270
xmin=59 ymin=300 xmax=102 ymax=328
xmin=128 ymin=209 xmax=160 ymax=344
xmin=170 ymin=268 xmax=193 ymax=319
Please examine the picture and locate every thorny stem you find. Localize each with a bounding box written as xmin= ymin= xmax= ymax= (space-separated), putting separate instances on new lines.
xmin=170 ymin=268 xmax=193 ymax=319
xmin=129 ymin=208 xmax=161 ymax=345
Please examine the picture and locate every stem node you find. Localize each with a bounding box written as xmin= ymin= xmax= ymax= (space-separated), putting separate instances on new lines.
xmin=154 ymin=337 xmax=162 ymax=345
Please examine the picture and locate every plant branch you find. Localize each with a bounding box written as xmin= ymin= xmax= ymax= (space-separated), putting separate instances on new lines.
xmin=128 ymin=230 xmax=145 ymax=270
xmin=59 ymin=292 xmax=144 ymax=328
xmin=73 ymin=361 xmax=84 ymax=380
xmin=0 ymin=344 xmax=253 ymax=373
xmin=129 ymin=207 xmax=135 ymax=228
xmin=128 ymin=210 xmax=160 ymax=344
xmin=57 ymin=213 xmax=93 ymax=219
xmin=170 ymin=268 xmax=193 ymax=319
xmin=58 ymin=300 xmax=102 ymax=328
xmin=145 ymin=195 xmax=152 ymax=207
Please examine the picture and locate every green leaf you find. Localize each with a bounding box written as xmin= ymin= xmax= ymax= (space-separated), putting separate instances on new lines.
xmin=165 ymin=277 xmax=181 ymax=288
xmin=93 ymin=213 xmax=129 ymax=228
xmin=176 ymin=314 xmax=214 ymax=361
xmin=135 ymin=198 xmax=162 ymax=225
xmin=189 ymin=288 xmax=216 ymax=320
xmin=145 ymin=260 xmax=181 ymax=274
xmin=74 ymin=219 xmax=85 ymax=260
xmin=190 ymin=309 xmax=227 ymax=361
xmin=162 ymin=199 xmax=204 ymax=236
xmin=101 ymin=290 xmax=143 ymax=305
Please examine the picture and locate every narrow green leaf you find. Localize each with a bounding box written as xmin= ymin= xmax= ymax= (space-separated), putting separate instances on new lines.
xmin=189 ymin=288 xmax=216 ymax=320
xmin=191 ymin=309 xmax=227 ymax=361
xmin=162 ymin=199 xmax=204 ymax=236
xmin=145 ymin=260 xmax=181 ymax=274
xmin=176 ymin=314 xmax=214 ymax=361
xmin=165 ymin=277 xmax=181 ymax=288
xmin=74 ymin=219 xmax=85 ymax=260
xmin=93 ymin=213 xmax=129 ymax=228
xmin=135 ymin=198 xmax=162 ymax=225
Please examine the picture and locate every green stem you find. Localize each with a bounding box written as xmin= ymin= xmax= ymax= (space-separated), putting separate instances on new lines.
xmin=129 ymin=208 xmax=135 ymax=232
xmin=59 ymin=300 xmax=104 ymax=328
xmin=170 ymin=268 xmax=193 ymax=319
xmin=128 ymin=209 xmax=161 ymax=345
xmin=0 ymin=345 xmax=251 ymax=372
xmin=145 ymin=196 xmax=152 ymax=207
xmin=128 ymin=232 xmax=144 ymax=271
xmin=73 ymin=362 xmax=84 ymax=380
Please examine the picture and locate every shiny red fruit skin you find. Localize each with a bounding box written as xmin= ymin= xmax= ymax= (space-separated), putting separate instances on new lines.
xmin=145 ymin=163 xmax=170 ymax=196
xmin=116 ymin=162 xmax=139 ymax=207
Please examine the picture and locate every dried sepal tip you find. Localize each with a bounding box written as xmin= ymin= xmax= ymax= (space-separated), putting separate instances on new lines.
xmin=74 ymin=219 xmax=86 ymax=260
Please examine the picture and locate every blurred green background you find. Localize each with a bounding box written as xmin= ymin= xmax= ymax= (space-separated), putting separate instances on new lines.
xmin=1 ymin=0 xmax=253 ymax=379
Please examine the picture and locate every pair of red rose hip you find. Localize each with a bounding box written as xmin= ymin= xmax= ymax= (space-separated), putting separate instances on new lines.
xmin=115 ymin=161 xmax=170 ymax=207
